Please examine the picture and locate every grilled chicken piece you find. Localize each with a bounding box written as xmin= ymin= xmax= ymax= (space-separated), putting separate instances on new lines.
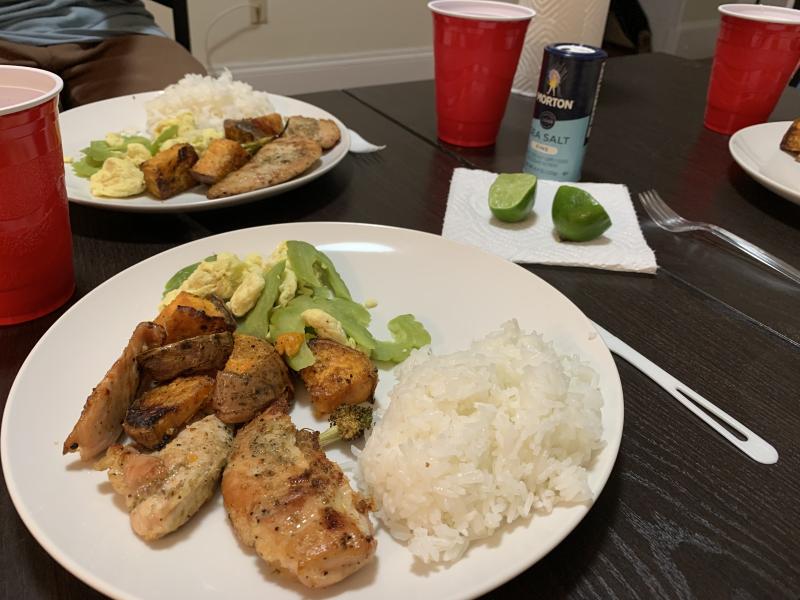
xmin=63 ymin=321 xmax=166 ymax=460
xmin=211 ymin=334 xmax=294 ymax=424
xmin=137 ymin=331 xmax=234 ymax=382
xmin=224 ymin=113 xmax=284 ymax=143
xmin=96 ymin=414 xmax=233 ymax=541
xmin=299 ymin=338 xmax=378 ymax=417
xmin=124 ymin=375 xmax=216 ymax=449
xmin=283 ymin=116 xmax=341 ymax=150
xmin=222 ymin=404 xmax=376 ymax=588
xmin=206 ymin=137 xmax=322 ymax=199
xmin=780 ymin=118 xmax=800 ymax=155
xmin=190 ymin=139 xmax=250 ymax=185
xmin=141 ymin=143 xmax=199 ymax=200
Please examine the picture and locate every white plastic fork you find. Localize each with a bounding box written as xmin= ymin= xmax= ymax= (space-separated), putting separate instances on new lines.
xmin=638 ymin=189 xmax=800 ymax=286
xmin=593 ymin=322 xmax=779 ymax=465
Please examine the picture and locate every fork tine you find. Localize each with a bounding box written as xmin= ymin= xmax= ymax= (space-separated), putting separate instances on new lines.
xmin=648 ymin=190 xmax=682 ymax=221
xmin=640 ymin=189 xmax=675 ymax=225
xmin=638 ymin=190 xmax=662 ymax=222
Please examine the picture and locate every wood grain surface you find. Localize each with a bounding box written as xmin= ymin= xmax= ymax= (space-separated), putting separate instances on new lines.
xmin=1 ymin=55 xmax=799 ymax=600
xmin=347 ymin=53 xmax=800 ymax=343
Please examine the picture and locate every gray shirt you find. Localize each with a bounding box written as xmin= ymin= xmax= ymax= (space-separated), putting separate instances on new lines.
xmin=0 ymin=0 xmax=165 ymax=45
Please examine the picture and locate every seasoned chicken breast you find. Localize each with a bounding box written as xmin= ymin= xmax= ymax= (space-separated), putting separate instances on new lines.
xmin=64 ymin=321 xmax=166 ymax=460
xmin=206 ymin=137 xmax=322 ymax=199
xmin=222 ymin=404 xmax=376 ymax=588
xmin=96 ymin=414 xmax=233 ymax=541
xmin=283 ymin=116 xmax=341 ymax=150
xmin=299 ymin=338 xmax=378 ymax=416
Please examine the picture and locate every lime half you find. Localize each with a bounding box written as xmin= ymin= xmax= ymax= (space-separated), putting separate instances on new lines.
xmin=552 ymin=185 xmax=612 ymax=242
xmin=489 ymin=173 xmax=537 ymax=223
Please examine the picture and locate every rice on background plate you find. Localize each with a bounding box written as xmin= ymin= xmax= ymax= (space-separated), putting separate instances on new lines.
xmin=145 ymin=69 xmax=274 ymax=132
xmin=357 ymin=320 xmax=605 ymax=563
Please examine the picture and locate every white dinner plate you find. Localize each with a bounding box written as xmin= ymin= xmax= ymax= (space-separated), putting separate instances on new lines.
xmin=59 ymin=91 xmax=351 ymax=212
xmin=1 ymin=223 xmax=623 ymax=600
xmin=729 ymin=121 xmax=800 ymax=207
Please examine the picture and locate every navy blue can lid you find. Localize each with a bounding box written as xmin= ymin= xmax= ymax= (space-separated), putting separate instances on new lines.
xmin=545 ymin=43 xmax=607 ymax=61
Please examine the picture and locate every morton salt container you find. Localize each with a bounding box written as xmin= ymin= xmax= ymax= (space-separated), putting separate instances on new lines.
xmin=523 ymin=43 xmax=607 ymax=181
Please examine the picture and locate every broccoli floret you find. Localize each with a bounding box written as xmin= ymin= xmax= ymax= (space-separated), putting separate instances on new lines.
xmin=318 ymin=404 xmax=373 ymax=447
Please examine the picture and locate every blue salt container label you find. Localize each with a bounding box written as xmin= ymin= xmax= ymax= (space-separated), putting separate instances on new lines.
xmin=524 ymin=43 xmax=607 ymax=182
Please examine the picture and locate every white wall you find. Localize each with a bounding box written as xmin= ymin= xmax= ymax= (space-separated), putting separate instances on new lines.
xmin=189 ymin=0 xmax=437 ymax=94
xmin=639 ymin=0 xmax=797 ymax=60
xmin=146 ymin=1 xmax=534 ymax=94
xmin=143 ymin=0 xmax=174 ymax=39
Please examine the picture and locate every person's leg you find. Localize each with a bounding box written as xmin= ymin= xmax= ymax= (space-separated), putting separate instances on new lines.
xmin=57 ymin=34 xmax=206 ymax=108
xmin=0 ymin=39 xmax=50 ymax=69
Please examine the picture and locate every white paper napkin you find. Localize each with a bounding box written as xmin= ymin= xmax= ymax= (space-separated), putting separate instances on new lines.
xmin=442 ymin=167 xmax=657 ymax=273
xmin=347 ymin=129 xmax=386 ymax=153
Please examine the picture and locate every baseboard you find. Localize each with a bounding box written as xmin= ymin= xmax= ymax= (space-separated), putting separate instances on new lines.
xmin=220 ymin=47 xmax=434 ymax=95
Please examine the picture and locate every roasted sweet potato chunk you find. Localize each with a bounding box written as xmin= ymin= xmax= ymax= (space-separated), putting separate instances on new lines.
xmin=123 ymin=375 xmax=215 ymax=449
xmin=141 ymin=143 xmax=199 ymax=200
xmin=224 ymin=113 xmax=284 ymax=143
xmin=190 ymin=139 xmax=250 ymax=185
xmin=211 ymin=334 xmax=294 ymax=424
xmin=137 ymin=331 xmax=235 ymax=381
xmin=299 ymin=338 xmax=377 ymax=417
xmin=154 ymin=292 xmax=236 ymax=344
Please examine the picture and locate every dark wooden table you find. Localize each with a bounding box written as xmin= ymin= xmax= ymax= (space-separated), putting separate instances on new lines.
xmin=2 ymin=53 xmax=799 ymax=599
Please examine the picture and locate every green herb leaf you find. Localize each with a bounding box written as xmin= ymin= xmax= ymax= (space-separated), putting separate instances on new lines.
xmin=372 ymin=314 xmax=431 ymax=363
xmin=85 ymin=140 xmax=123 ymax=163
xmin=71 ymin=157 xmax=102 ymax=178
xmin=152 ymin=125 xmax=179 ymax=153
xmin=237 ymin=261 xmax=285 ymax=338
xmin=162 ymin=254 xmax=216 ymax=297
xmin=122 ymin=135 xmax=154 ymax=154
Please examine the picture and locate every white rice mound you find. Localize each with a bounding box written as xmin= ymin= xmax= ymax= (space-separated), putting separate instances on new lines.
xmin=145 ymin=69 xmax=274 ymax=132
xmin=357 ymin=320 xmax=605 ymax=563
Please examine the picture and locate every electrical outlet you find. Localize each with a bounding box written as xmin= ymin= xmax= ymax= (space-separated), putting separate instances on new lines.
xmin=249 ymin=0 xmax=268 ymax=24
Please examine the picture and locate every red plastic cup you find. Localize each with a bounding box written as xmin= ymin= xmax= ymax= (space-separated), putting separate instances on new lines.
xmin=0 ymin=66 xmax=74 ymax=325
xmin=429 ymin=0 xmax=535 ymax=147
xmin=704 ymin=4 xmax=800 ymax=135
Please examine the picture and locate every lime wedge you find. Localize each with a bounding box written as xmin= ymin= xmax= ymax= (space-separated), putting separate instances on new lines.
xmin=489 ymin=173 xmax=537 ymax=223
xmin=552 ymin=185 xmax=612 ymax=242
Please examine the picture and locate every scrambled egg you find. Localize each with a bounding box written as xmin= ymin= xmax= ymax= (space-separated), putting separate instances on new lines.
xmin=125 ymin=142 xmax=151 ymax=166
xmin=229 ymin=269 xmax=265 ymax=316
xmin=105 ymin=132 xmax=125 ymax=147
xmin=161 ymin=252 xmax=266 ymax=316
xmin=153 ymin=111 xmax=196 ymax=136
xmin=154 ymin=111 xmax=222 ymax=155
xmin=278 ymin=268 xmax=297 ymax=307
xmin=301 ymin=309 xmax=349 ymax=345
xmin=264 ymin=241 xmax=298 ymax=307
xmin=264 ymin=241 xmax=289 ymax=270
xmin=89 ymin=157 xmax=145 ymax=197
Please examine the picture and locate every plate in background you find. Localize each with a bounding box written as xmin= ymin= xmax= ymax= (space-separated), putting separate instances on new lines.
xmin=59 ymin=91 xmax=350 ymax=212
xmin=729 ymin=121 xmax=800 ymax=207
